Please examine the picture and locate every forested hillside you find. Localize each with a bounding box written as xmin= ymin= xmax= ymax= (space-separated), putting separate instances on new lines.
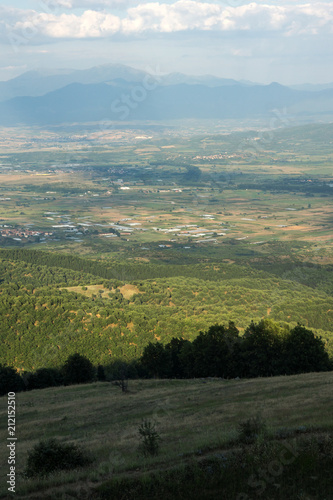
xmin=1 ymin=249 xmax=332 ymax=372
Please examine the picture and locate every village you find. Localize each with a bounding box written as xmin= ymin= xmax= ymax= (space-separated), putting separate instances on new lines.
xmin=0 ymin=226 xmax=54 ymax=243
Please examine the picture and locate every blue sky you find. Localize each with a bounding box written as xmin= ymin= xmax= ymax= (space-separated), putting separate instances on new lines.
xmin=0 ymin=0 xmax=332 ymax=84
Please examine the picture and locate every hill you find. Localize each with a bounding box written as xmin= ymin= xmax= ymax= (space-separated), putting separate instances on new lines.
xmin=0 ymin=64 xmax=256 ymax=102
xmin=0 ymin=64 xmax=150 ymax=102
xmin=0 ymin=372 xmax=332 ymax=499
xmin=0 ymin=249 xmax=333 ymax=371
xmin=1 ymin=80 xmax=333 ymax=126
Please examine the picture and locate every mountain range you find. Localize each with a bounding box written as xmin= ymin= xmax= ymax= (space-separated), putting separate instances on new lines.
xmin=0 ymin=64 xmax=333 ymax=126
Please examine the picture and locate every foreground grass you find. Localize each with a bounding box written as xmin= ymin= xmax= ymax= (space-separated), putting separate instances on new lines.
xmin=0 ymin=372 xmax=333 ymax=499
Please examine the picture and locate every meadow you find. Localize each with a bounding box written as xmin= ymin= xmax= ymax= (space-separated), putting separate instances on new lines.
xmin=0 ymin=372 xmax=333 ymax=499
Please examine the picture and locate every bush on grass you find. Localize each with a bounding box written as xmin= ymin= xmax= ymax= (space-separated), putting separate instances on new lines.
xmin=24 ymin=438 xmax=93 ymax=478
xmin=137 ymin=419 xmax=161 ymax=457
xmin=238 ymin=413 xmax=267 ymax=443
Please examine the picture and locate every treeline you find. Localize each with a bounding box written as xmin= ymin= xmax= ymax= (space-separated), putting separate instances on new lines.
xmin=140 ymin=319 xmax=332 ymax=379
xmin=0 ymin=249 xmax=122 ymax=281
xmin=0 ymin=352 xmax=138 ymax=396
xmin=0 ymin=248 xmax=271 ymax=282
xmin=237 ymin=178 xmax=333 ymax=196
xmin=0 ymin=258 xmax=101 ymax=288
xmin=22 ymin=183 xmax=95 ymax=194
xmin=0 ymin=353 xmax=100 ymax=396
xmin=1 ymin=254 xmax=333 ymax=370
xmin=1 ymin=320 xmax=331 ymax=396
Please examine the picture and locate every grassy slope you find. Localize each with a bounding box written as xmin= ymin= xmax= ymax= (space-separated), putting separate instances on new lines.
xmin=1 ymin=371 xmax=333 ymax=499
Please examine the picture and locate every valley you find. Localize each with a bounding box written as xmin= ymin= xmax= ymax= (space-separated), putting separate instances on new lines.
xmin=1 ymin=121 xmax=333 ymax=499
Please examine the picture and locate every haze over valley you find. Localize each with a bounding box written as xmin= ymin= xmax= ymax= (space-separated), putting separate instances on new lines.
xmin=1 ymin=1 xmax=333 ymax=498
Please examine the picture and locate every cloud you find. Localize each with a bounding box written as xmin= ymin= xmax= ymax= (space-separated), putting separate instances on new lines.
xmin=1 ymin=1 xmax=333 ymax=43
xmin=122 ymin=1 xmax=222 ymax=34
xmin=49 ymin=0 xmax=134 ymax=8
xmin=36 ymin=11 xmax=121 ymax=38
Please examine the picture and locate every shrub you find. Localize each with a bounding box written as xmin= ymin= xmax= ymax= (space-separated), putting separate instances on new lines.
xmin=24 ymin=438 xmax=93 ymax=478
xmin=237 ymin=413 xmax=267 ymax=443
xmin=138 ymin=419 xmax=161 ymax=457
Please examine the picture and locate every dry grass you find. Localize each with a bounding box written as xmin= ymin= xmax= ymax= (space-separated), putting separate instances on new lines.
xmin=64 ymin=284 xmax=140 ymax=300
xmin=1 ymin=372 xmax=333 ymax=497
xmin=64 ymin=285 xmax=108 ymax=298
xmin=119 ymin=284 xmax=141 ymax=299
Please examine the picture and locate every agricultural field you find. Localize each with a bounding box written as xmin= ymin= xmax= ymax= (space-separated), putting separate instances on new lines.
xmin=0 ymin=122 xmax=332 ymax=266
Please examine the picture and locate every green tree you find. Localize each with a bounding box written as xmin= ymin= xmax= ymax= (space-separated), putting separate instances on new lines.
xmin=62 ymin=353 xmax=95 ymax=385
xmin=0 ymin=365 xmax=24 ymax=396
xmin=140 ymin=342 xmax=171 ymax=378
xmin=282 ymin=324 xmax=331 ymax=374
xmin=241 ymin=319 xmax=287 ymax=377
xmin=97 ymin=365 xmax=106 ymax=381
xmin=191 ymin=323 xmax=241 ymax=378
xmin=183 ymin=166 xmax=202 ymax=182
xmin=27 ymin=368 xmax=63 ymax=390
xmin=165 ymin=338 xmax=190 ymax=378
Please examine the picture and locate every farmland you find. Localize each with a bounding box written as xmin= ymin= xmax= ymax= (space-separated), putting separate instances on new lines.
xmin=0 ymin=122 xmax=333 ymax=265
xmin=1 ymin=121 xmax=333 ymax=499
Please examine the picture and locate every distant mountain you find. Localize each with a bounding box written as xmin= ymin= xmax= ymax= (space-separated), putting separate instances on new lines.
xmin=0 ymin=64 xmax=262 ymax=103
xmin=290 ymin=83 xmax=333 ymax=92
xmin=160 ymin=73 xmax=247 ymax=87
xmin=2 ymin=80 xmax=331 ymax=126
xmin=2 ymin=63 xmax=333 ymax=107
xmin=0 ymin=64 xmax=150 ymax=102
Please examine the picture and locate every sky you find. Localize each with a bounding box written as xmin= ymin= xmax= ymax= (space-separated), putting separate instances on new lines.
xmin=0 ymin=0 xmax=332 ymax=84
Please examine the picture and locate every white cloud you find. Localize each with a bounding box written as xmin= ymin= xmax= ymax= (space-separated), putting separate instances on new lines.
xmin=122 ymin=1 xmax=222 ymax=34
xmin=50 ymin=0 xmax=134 ymax=8
xmin=1 ymin=1 xmax=333 ymax=41
xmin=34 ymin=10 xmax=121 ymax=38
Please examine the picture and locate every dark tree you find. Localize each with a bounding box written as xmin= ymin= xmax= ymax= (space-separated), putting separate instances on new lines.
xmin=97 ymin=365 xmax=106 ymax=381
xmin=112 ymin=362 xmax=129 ymax=393
xmin=165 ymin=338 xmax=191 ymax=378
xmin=190 ymin=323 xmax=241 ymax=378
xmin=241 ymin=319 xmax=286 ymax=377
xmin=62 ymin=353 xmax=95 ymax=385
xmin=0 ymin=365 xmax=24 ymax=396
xmin=178 ymin=341 xmax=195 ymax=378
xmin=282 ymin=324 xmax=332 ymax=374
xmin=26 ymin=368 xmax=64 ymax=390
xmin=140 ymin=342 xmax=172 ymax=378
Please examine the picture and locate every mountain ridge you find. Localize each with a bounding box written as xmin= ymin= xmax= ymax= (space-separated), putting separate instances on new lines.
xmin=1 ymin=64 xmax=333 ymax=126
xmin=1 ymin=80 xmax=332 ymax=126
